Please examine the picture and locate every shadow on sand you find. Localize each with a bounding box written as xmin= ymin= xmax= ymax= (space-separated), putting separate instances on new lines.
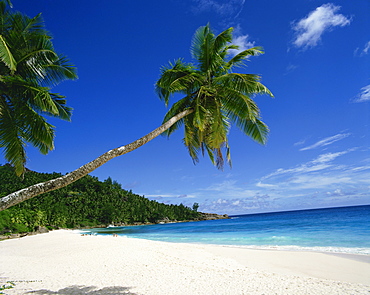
xmin=25 ymin=285 xmax=139 ymax=294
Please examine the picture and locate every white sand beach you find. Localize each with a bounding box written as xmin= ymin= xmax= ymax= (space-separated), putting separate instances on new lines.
xmin=1 ymin=230 xmax=369 ymax=295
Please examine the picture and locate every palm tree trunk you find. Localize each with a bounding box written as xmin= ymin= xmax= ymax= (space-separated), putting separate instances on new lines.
xmin=0 ymin=109 xmax=193 ymax=211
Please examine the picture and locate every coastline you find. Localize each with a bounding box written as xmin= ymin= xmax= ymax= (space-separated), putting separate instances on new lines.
xmin=1 ymin=230 xmax=369 ymax=295
xmin=0 ymin=212 xmax=229 ymax=241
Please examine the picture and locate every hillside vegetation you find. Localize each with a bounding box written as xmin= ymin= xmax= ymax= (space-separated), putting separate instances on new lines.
xmin=0 ymin=164 xmax=200 ymax=234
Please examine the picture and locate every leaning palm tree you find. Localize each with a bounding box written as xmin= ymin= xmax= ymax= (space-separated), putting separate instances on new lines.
xmin=0 ymin=2 xmax=77 ymax=177
xmin=156 ymin=25 xmax=272 ymax=169
xmin=0 ymin=24 xmax=272 ymax=211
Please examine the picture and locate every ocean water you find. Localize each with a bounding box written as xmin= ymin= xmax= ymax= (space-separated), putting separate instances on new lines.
xmin=82 ymin=205 xmax=370 ymax=255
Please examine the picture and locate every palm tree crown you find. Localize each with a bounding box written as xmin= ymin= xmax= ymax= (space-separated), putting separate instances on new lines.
xmin=156 ymin=24 xmax=273 ymax=169
xmin=0 ymin=2 xmax=77 ymax=176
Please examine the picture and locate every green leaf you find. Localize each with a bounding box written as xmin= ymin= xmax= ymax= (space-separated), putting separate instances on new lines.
xmin=0 ymin=35 xmax=16 ymax=73
xmin=156 ymin=24 xmax=273 ymax=170
xmin=242 ymin=119 xmax=269 ymax=145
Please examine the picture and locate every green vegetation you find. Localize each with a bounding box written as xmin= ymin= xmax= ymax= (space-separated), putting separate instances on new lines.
xmin=156 ymin=24 xmax=273 ymax=169
xmin=1 ymin=22 xmax=271 ymax=211
xmin=0 ymin=164 xmax=200 ymax=234
xmin=0 ymin=281 xmax=15 ymax=294
xmin=0 ymin=1 xmax=77 ymax=177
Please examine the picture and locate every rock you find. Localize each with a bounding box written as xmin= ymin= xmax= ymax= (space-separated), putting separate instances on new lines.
xmin=156 ymin=217 xmax=171 ymax=224
xmin=35 ymin=226 xmax=49 ymax=234
xmin=199 ymin=213 xmax=229 ymax=220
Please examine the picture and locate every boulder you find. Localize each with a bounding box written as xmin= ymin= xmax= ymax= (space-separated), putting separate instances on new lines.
xmin=35 ymin=226 xmax=49 ymax=234
xmin=199 ymin=213 xmax=229 ymax=220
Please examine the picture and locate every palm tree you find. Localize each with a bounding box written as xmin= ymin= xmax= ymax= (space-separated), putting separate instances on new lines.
xmin=156 ymin=25 xmax=272 ymax=169
xmin=0 ymin=2 xmax=77 ymax=176
xmin=0 ymin=24 xmax=272 ymax=211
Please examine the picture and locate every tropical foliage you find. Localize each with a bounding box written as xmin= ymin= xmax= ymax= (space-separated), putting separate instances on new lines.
xmin=156 ymin=24 xmax=273 ymax=169
xmin=0 ymin=164 xmax=200 ymax=234
xmin=0 ymin=23 xmax=272 ymax=211
xmin=0 ymin=2 xmax=77 ymax=176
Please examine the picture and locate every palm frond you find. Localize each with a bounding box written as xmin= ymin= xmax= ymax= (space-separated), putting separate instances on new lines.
xmin=192 ymin=24 xmax=216 ymax=74
xmin=50 ymin=56 xmax=77 ymax=80
xmin=0 ymin=34 xmax=16 ymax=72
xmin=4 ymin=0 xmax=12 ymax=8
xmin=7 ymin=77 xmax=59 ymax=115
xmin=9 ymin=12 xmax=46 ymax=38
xmin=190 ymin=24 xmax=211 ymax=61
xmin=193 ymin=87 xmax=210 ymax=131
xmin=218 ymin=85 xmax=260 ymax=119
xmin=226 ymin=46 xmax=264 ymax=69
xmin=49 ymin=93 xmax=73 ymax=121
xmin=0 ymin=4 xmax=76 ymax=176
xmin=200 ymin=143 xmax=214 ymax=166
xmin=156 ymin=24 xmax=273 ymax=170
xmin=239 ymin=118 xmax=269 ymax=145
xmin=214 ymin=27 xmax=233 ymax=53
xmin=162 ymin=95 xmax=192 ymax=136
xmin=220 ymin=44 xmax=238 ymax=60
xmin=156 ymin=59 xmax=197 ymax=105
xmin=0 ymin=97 xmax=26 ymax=176
xmin=20 ymin=105 xmax=55 ymax=154
xmin=42 ymin=55 xmax=78 ymax=86
xmin=215 ymin=73 xmax=273 ymax=97
xmin=207 ymin=110 xmax=229 ymax=149
xmin=183 ymin=117 xmax=200 ymax=163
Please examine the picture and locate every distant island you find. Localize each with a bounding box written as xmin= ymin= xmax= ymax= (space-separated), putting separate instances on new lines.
xmin=0 ymin=164 xmax=228 ymax=239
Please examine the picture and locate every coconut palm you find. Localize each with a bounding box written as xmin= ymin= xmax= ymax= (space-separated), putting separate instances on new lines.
xmin=0 ymin=1 xmax=77 ymax=176
xmin=0 ymin=24 xmax=272 ymax=211
xmin=156 ymin=24 xmax=272 ymax=169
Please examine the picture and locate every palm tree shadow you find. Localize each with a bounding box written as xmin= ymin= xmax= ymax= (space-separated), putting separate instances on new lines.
xmin=26 ymin=285 xmax=139 ymax=294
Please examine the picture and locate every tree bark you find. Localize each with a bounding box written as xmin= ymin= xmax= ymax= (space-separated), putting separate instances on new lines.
xmin=0 ymin=109 xmax=193 ymax=211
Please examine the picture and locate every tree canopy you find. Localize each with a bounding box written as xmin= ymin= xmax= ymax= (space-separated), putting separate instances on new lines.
xmin=0 ymin=23 xmax=272 ymax=211
xmin=0 ymin=164 xmax=200 ymax=234
xmin=0 ymin=1 xmax=77 ymax=176
xmin=156 ymin=24 xmax=273 ymax=169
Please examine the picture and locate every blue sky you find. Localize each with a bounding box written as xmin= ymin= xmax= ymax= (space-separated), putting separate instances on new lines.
xmin=5 ymin=0 xmax=369 ymax=215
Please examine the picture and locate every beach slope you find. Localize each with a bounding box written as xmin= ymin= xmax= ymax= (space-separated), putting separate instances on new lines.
xmin=1 ymin=230 xmax=369 ymax=294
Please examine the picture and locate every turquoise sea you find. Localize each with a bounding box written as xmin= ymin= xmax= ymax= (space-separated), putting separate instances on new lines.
xmin=82 ymin=205 xmax=370 ymax=255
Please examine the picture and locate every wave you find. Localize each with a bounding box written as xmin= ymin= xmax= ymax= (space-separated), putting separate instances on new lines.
xmin=219 ymin=244 xmax=370 ymax=255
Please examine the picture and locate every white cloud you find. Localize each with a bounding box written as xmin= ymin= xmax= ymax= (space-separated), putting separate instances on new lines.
xmin=229 ymin=34 xmax=255 ymax=56
xmin=178 ymin=194 xmax=196 ymax=199
xmin=355 ymin=41 xmax=370 ymax=56
xmin=353 ymin=85 xmax=370 ymax=103
xmin=287 ymin=174 xmax=353 ymax=189
xmin=363 ymin=41 xmax=370 ymax=54
xmin=262 ymin=150 xmax=351 ymax=182
xmin=300 ymin=133 xmax=350 ymax=151
xmin=204 ymin=180 xmax=237 ymax=191
xmin=311 ymin=151 xmax=348 ymax=164
xmin=351 ymin=165 xmax=370 ymax=172
xmin=292 ymin=3 xmax=351 ymax=49
xmin=202 ymin=195 xmax=276 ymax=215
xmin=216 ymin=198 xmax=227 ymax=204
xmin=256 ymin=181 xmax=276 ymax=188
xmin=143 ymin=139 xmax=368 ymax=215
xmin=124 ymin=181 xmax=140 ymax=189
xmin=146 ymin=194 xmax=196 ymax=199
xmin=294 ymin=139 xmax=306 ymax=146
xmin=262 ymin=163 xmax=330 ymax=181
xmin=285 ymin=64 xmax=299 ymax=75
xmin=192 ymin=0 xmax=245 ymax=18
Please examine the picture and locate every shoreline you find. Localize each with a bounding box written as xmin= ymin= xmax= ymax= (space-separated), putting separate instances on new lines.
xmin=1 ymin=230 xmax=369 ymax=294
xmin=0 ymin=212 xmax=229 ymax=241
xmin=195 ymin=243 xmax=370 ymax=257
xmin=204 ymin=243 xmax=370 ymax=262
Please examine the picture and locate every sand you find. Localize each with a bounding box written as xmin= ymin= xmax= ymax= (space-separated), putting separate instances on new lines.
xmin=0 ymin=230 xmax=369 ymax=295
